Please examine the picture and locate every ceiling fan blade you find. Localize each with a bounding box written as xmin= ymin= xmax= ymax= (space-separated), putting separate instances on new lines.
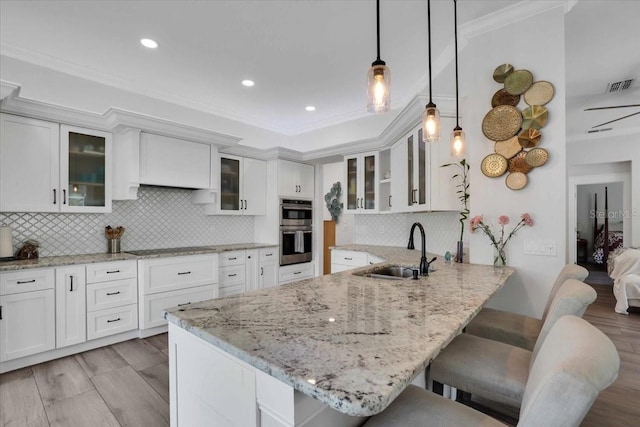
xmin=585 ymin=104 xmax=640 ymax=111
xmin=592 ymin=111 xmax=640 ymax=128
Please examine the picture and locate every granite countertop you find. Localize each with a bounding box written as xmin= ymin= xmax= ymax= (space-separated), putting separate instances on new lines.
xmin=164 ymin=244 xmax=514 ymax=417
xmin=0 ymin=243 xmax=278 ymax=271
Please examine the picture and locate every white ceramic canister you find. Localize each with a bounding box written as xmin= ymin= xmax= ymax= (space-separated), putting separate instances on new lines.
xmin=0 ymin=226 xmax=14 ymax=257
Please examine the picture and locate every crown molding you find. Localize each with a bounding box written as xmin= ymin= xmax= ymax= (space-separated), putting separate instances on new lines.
xmin=0 ymin=80 xmax=20 ymax=100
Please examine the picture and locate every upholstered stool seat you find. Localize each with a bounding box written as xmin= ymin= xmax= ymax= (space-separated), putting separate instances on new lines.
xmin=465 ymin=264 xmax=588 ymax=350
xmin=364 ymin=316 xmax=619 ymax=427
xmin=429 ymin=279 xmax=597 ymax=409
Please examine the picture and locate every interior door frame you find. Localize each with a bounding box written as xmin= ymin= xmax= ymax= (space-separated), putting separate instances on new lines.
xmin=568 ymin=172 xmax=631 ymax=264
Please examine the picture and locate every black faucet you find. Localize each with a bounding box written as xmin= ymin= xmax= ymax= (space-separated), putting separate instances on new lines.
xmin=407 ymin=222 xmax=433 ymax=276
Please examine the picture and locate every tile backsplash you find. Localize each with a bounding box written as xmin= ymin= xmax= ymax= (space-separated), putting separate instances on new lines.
xmin=0 ymin=186 xmax=254 ymax=257
xmin=354 ymin=211 xmax=461 ymax=256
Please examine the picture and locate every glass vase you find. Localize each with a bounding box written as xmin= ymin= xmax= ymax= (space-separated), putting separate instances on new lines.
xmin=493 ymin=247 xmax=507 ymax=267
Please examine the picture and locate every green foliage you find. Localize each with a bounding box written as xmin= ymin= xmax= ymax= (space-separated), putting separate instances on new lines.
xmin=441 ymin=159 xmax=470 ymax=241
xmin=324 ymin=182 xmax=343 ymax=222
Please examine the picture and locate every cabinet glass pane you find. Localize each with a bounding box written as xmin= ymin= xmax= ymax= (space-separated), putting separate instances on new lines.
xmin=407 ymin=135 xmax=414 ymax=207
xmin=67 ymin=132 xmax=106 ymax=207
xmin=363 ymin=155 xmax=376 ymax=210
xmin=347 ymin=158 xmax=358 ymax=210
xmin=221 ymin=158 xmax=240 ymax=211
xmin=418 ymin=129 xmax=426 ymax=205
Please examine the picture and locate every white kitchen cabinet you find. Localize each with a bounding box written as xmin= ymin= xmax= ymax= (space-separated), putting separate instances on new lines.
xmin=0 ymin=114 xmax=112 ymax=213
xmin=278 ymin=160 xmax=314 ymax=199
xmin=55 ymin=266 xmax=86 ymax=348
xmin=219 ymin=155 xmax=267 ymax=215
xmin=330 ymin=249 xmax=386 ymax=273
xmin=138 ymin=254 xmax=218 ymax=331
xmin=87 ymin=304 xmax=138 ymax=341
xmin=139 ymin=132 xmax=211 ymax=189
xmin=245 ymin=249 xmax=259 ymax=292
xmin=279 ymin=262 xmax=314 ymax=285
xmin=0 ymin=269 xmax=55 ymax=362
xmin=259 ymin=247 xmax=279 ymax=289
xmin=344 ymin=151 xmax=378 ymax=213
xmin=391 ymin=128 xmax=429 ymax=212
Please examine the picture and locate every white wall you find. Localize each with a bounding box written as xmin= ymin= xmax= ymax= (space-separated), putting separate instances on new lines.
xmin=462 ymin=7 xmax=567 ymax=317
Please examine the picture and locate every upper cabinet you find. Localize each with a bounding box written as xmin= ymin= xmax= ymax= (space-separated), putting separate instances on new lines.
xmin=139 ymin=133 xmax=211 ymax=189
xmin=218 ymin=155 xmax=266 ymax=215
xmin=344 ymin=151 xmax=378 ymax=213
xmin=278 ymin=160 xmax=314 ymax=199
xmin=0 ymin=114 xmax=112 ymax=213
xmin=390 ymin=120 xmax=459 ymax=213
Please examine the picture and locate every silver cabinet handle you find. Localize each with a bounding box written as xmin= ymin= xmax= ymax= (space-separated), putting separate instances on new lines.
xmin=106 ymin=291 xmax=121 ymax=296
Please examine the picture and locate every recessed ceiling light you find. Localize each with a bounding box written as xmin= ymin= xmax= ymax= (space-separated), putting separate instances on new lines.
xmin=241 ymin=80 xmax=255 ymax=87
xmin=305 ymin=106 xmax=316 ymax=112
xmin=140 ymin=38 xmax=158 ymax=49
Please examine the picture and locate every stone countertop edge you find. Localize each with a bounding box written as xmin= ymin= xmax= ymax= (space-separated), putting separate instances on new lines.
xmin=163 ymin=244 xmax=515 ymax=417
xmin=0 ymin=243 xmax=278 ymax=271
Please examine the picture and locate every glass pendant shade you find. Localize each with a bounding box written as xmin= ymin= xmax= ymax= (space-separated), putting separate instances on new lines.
xmin=422 ymin=102 xmax=440 ymax=142
xmin=450 ymin=126 xmax=466 ymax=157
xmin=366 ymin=61 xmax=391 ymax=113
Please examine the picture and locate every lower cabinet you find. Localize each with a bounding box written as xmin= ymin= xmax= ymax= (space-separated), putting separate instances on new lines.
xmin=0 ymin=272 xmax=56 ymax=362
xmin=219 ymin=247 xmax=280 ymax=296
xmin=138 ymin=254 xmax=218 ymax=331
xmin=330 ymin=249 xmax=385 ymax=273
xmin=87 ymin=304 xmax=138 ymax=341
xmin=55 ymin=266 xmax=86 ymax=348
xmin=279 ymin=262 xmax=314 ymax=285
xmin=259 ymin=248 xmax=279 ymax=289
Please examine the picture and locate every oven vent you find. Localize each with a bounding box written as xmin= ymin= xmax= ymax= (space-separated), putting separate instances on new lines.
xmin=586 ymin=127 xmax=613 ymax=134
xmin=605 ymin=79 xmax=634 ymax=93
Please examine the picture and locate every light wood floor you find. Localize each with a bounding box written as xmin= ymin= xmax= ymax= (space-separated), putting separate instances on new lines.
xmin=1 ymin=285 xmax=638 ymax=426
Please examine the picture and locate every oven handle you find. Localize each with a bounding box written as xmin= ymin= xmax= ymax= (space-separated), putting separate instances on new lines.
xmin=281 ymin=205 xmax=313 ymax=210
xmin=281 ymin=230 xmax=312 ymax=235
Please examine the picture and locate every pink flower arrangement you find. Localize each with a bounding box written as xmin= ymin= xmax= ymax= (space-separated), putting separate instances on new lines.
xmin=470 ymin=213 xmax=534 ymax=266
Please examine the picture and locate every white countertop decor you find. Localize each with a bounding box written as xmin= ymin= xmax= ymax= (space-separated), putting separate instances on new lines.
xmin=164 ymin=244 xmax=514 ymax=416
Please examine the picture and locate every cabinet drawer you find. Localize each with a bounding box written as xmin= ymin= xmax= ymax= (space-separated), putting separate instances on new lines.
xmin=367 ymin=254 xmax=385 ymax=265
xmin=0 ymin=268 xmax=54 ymax=295
xmin=279 ymin=263 xmax=314 ymax=284
xmin=219 ymin=284 xmax=245 ymax=298
xmin=139 ymin=254 xmax=217 ymax=295
xmin=259 ymin=247 xmax=278 ymax=262
xmin=219 ymin=265 xmax=245 ymax=286
xmin=219 ymin=251 xmax=245 ymax=267
xmin=86 ymin=260 xmax=137 ymax=284
xmin=331 ymin=250 xmax=368 ymax=267
xmin=87 ymin=303 xmax=138 ymax=340
xmin=141 ymin=284 xmax=217 ymax=330
xmin=87 ymin=278 xmax=137 ymax=312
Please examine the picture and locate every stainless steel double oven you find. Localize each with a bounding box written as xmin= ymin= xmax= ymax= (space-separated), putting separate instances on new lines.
xmin=279 ymin=198 xmax=312 ymax=266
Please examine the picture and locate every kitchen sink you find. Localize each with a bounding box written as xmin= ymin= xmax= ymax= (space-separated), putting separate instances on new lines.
xmin=355 ymin=265 xmax=417 ymax=280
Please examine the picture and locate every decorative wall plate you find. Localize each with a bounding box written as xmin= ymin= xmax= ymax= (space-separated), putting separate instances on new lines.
xmin=524 ymin=81 xmax=554 ymax=106
xmin=508 ymin=151 xmax=533 ymax=174
xmin=491 ymin=89 xmax=520 ymax=108
xmin=482 ymin=105 xmax=523 ymax=141
xmin=481 ymin=153 xmax=508 ymax=177
xmin=493 ymin=64 xmax=514 ymax=83
xmin=525 ymin=147 xmax=549 ymax=167
xmin=522 ymin=105 xmax=549 ymax=129
xmin=495 ymin=136 xmax=522 ymax=159
xmin=504 ymin=69 xmax=534 ymax=95
xmin=518 ymin=128 xmax=541 ymax=148
xmin=505 ymin=172 xmax=528 ymax=190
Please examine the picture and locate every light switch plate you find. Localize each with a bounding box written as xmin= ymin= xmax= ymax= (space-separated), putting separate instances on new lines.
xmin=523 ymin=239 xmax=557 ymax=256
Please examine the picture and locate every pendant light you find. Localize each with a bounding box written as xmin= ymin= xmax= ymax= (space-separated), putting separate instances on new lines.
xmin=450 ymin=0 xmax=466 ymax=157
xmin=422 ymin=0 xmax=440 ymax=142
xmin=366 ymin=0 xmax=391 ymax=113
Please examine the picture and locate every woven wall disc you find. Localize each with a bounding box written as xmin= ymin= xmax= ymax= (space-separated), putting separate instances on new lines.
xmin=491 ymin=89 xmax=520 ymax=108
xmin=525 ymin=147 xmax=549 ymax=167
xmin=504 ymin=69 xmax=534 ymax=95
xmin=493 ymin=64 xmax=514 ymax=83
xmin=482 ymin=105 xmax=523 ymax=141
xmin=481 ymin=153 xmax=508 ymax=177
xmin=518 ymin=128 xmax=541 ymax=148
xmin=495 ymin=136 xmax=522 ymax=159
xmin=524 ymin=81 xmax=554 ymax=106
xmin=506 ymin=172 xmax=528 ymax=190
xmin=508 ymin=151 xmax=533 ymax=174
xmin=522 ymin=105 xmax=549 ymax=130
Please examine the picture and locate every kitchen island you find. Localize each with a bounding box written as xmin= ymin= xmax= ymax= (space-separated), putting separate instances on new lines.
xmin=164 ymin=245 xmax=514 ymax=426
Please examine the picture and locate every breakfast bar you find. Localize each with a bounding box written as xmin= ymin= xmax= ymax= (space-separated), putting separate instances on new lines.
xmin=164 ymin=246 xmax=514 ymax=426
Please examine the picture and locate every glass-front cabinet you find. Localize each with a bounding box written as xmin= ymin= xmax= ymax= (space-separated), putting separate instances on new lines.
xmin=60 ymin=125 xmax=111 ymax=212
xmin=344 ymin=151 xmax=378 ymax=213
xmin=220 ymin=156 xmax=241 ymax=212
xmin=391 ymin=128 xmax=429 ymax=212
